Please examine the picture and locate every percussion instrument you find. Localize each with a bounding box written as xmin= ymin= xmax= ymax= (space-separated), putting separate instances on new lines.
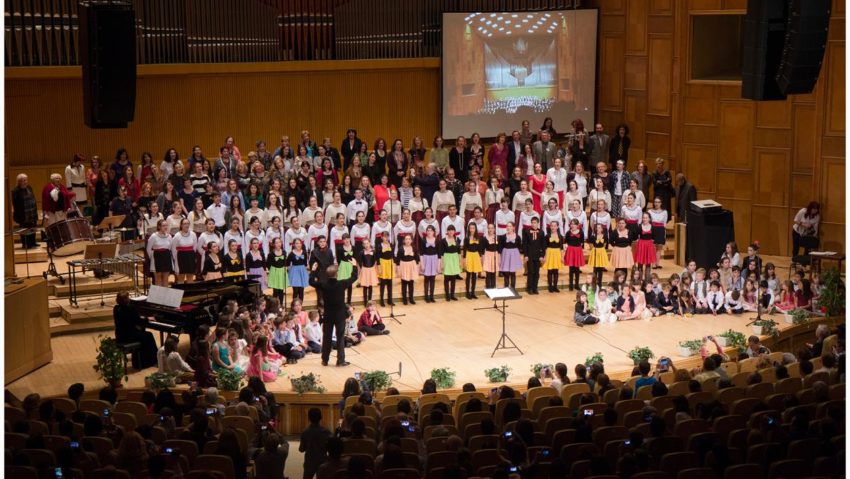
xmin=67 ymin=254 xmax=144 ymax=306
xmin=45 ymin=217 xmax=94 ymax=256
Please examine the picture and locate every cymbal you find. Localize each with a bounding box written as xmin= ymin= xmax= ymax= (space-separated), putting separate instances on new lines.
xmin=113 ymin=227 xmax=135 ymax=232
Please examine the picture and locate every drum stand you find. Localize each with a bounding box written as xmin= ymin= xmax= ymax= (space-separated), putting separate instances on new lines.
xmin=42 ymin=246 xmax=66 ymax=284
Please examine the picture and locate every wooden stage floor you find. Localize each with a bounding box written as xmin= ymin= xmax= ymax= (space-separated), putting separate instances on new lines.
xmin=7 ymin=255 xmax=800 ymax=398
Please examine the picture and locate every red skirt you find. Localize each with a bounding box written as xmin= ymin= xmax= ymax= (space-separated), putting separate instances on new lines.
xmin=634 ymin=239 xmax=657 ymax=265
xmin=563 ymin=245 xmax=586 ymax=267
xmin=436 ymin=210 xmax=448 ymax=224
xmin=463 ymin=209 xmax=475 ymax=226
xmin=412 ymin=211 xmax=424 ymax=225
xmin=486 ymin=203 xmax=499 ymax=224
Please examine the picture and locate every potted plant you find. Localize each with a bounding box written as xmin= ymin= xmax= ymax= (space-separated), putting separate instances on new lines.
xmin=627 ymin=346 xmax=654 ymax=365
xmin=361 ymin=370 xmax=392 ymax=392
xmin=786 ymin=308 xmax=810 ymax=325
xmin=93 ymin=335 xmax=128 ymax=388
xmin=485 ymin=365 xmax=511 ymax=383
xmin=430 ymin=367 xmax=456 ymax=389
xmin=584 ymin=353 xmax=604 ymax=367
xmin=678 ymin=339 xmax=703 ymax=357
xmin=716 ymin=329 xmax=746 ymax=350
xmin=752 ymin=318 xmax=778 ymax=337
xmin=529 ymin=363 xmax=553 ymax=377
xmin=145 ymin=372 xmax=176 ymax=390
xmin=818 ymin=268 xmax=845 ymax=317
xmin=291 ymin=372 xmax=326 ymax=395
xmin=216 ymin=368 xmax=245 ymax=392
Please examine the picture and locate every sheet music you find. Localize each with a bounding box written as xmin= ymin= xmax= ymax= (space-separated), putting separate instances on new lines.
xmin=810 ymin=251 xmax=838 ymax=256
xmin=485 ymin=288 xmax=519 ymax=300
xmin=147 ymin=285 xmax=184 ymax=308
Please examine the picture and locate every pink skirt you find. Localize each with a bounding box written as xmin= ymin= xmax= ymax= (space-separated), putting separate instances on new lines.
xmin=610 ymin=246 xmax=634 ymax=269
xmin=398 ymin=260 xmax=419 ymax=281
xmin=358 ymin=266 xmax=379 ymax=287
xmin=634 ymin=239 xmax=657 ymax=265
xmin=563 ymin=245 xmax=586 ymax=267
xmin=482 ymin=251 xmax=500 ymax=273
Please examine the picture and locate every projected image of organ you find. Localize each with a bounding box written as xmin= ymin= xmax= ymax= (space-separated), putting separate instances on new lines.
xmin=442 ymin=11 xmax=597 ymax=139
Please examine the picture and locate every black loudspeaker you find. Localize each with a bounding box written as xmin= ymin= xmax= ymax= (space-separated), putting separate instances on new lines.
xmin=79 ymin=3 xmax=136 ymax=129
xmin=685 ymin=209 xmax=736 ymax=270
xmin=741 ymin=0 xmax=788 ymax=101
xmin=776 ymin=0 xmax=831 ymax=95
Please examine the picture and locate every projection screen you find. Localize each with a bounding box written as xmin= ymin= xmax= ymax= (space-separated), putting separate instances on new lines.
xmin=441 ymin=10 xmax=598 ymax=139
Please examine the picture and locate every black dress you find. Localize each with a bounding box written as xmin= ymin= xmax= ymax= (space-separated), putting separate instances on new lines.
xmin=113 ymin=304 xmax=158 ymax=369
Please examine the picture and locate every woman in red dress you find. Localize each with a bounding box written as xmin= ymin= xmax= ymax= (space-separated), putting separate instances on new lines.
xmin=372 ymin=174 xmax=396 ymax=221
xmin=528 ymin=162 xmax=547 ymax=216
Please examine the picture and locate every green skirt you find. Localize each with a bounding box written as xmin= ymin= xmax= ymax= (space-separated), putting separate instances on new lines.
xmin=443 ymin=252 xmax=461 ymax=276
xmin=338 ymin=261 xmax=353 ymax=281
xmin=268 ymin=266 xmax=289 ymax=290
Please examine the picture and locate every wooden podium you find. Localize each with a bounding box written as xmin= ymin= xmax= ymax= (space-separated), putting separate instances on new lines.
xmin=5 ymin=278 xmax=52 ymax=383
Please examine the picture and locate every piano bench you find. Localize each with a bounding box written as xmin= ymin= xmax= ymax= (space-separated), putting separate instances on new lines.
xmin=118 ymin=342 xmax=141 ymax=374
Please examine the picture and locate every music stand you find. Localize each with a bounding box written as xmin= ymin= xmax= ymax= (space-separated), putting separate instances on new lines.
xmin=84 ymin=243 xmax=118 ymax=307
xmin=96 ymin=215 xmax=126 ymax=241
xmin=478 ymin=287 xmax=523 ymax=357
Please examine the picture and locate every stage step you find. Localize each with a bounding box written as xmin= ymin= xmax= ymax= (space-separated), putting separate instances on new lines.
xmin=14 ymin=246 xmax=49 ymax=263
xmin=54 ymin=299 xmax=116 ymax=336
xmin=50 ymin=278 xmax=136 ymax=298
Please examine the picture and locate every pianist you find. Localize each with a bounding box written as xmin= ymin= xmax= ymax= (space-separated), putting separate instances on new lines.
xmin=114 ymin=291 xmax=158 ymax=369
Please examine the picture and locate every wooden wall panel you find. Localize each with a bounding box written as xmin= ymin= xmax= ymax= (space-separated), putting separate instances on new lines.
xmin=824 ymin=43 xmax=845 ymax=136
xmin=756 ymin=101 xmax=792 ymax=129
xmin=599 ymin=35 xmax=625 ymax=111
xmin=754 ymin=149 xmax=789 ymax=206
xmin=751 ymin=206 xmax=790 ymax=255
xmin=626 ymin=0 xmax=649 ymax=53
xmin=682 ymin=145 xmax=716 ymax=194
xmin=791 ymin=105 xmax=817 ymax=173
xmin=647 ymin=36 xmax=672 ymax=115
xmin=4 ymin=60 xmax=440 ymax=167
xmin=717 ymin=102 xmax=753 ymax=170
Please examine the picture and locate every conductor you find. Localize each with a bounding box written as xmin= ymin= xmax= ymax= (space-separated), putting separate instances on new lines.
xmin=310 ymin=262 xmax=358 ymax=367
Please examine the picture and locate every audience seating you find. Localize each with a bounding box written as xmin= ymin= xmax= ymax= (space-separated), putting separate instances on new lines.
xmin=193 ymin=454 xmax=235 ymax=479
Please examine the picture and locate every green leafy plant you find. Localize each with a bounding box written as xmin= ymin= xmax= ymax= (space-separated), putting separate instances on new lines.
xmin=92 ymin=335 xmax=128 ymax=386
xmin=530 ymin=363 xmax=553 ymax=377
xmin=215 ymin=368 xmax=245 ymax=392
xmin=145 ymin=372 xmax=176 ymax=389
xmin=485 ymin=365 xmax=511 ymax=383
xmin=678 ymin=339 xmax=704 ymax=352
xmin=789 ymin=308 xmax=811 ymax=325
xmin=584 ymin=353 xmax=604 ymax=367
xmin=717 ymin=329 xmax=747 ymax=350
xmin=291 ymin=372 xmax=326 ymax=395
xmin=430 ymin=367 xmax=456 ymax=389
xmin=753 ymin=318 xmax=779 ymax=337
xmin=818 ymin=268 xmax=845 ymax=317
xmin=627 ymin=346 xmax=655 ymax=365
xmin=361 ymin=370 xmax=392 ymax=392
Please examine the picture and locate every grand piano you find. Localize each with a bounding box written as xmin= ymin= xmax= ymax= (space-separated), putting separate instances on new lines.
xmin=131 ymin=276 xmax=261 ymax=341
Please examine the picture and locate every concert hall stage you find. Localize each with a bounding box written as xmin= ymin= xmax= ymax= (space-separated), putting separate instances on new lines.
xmin=7 ymin=254 xmax=799 ymax=399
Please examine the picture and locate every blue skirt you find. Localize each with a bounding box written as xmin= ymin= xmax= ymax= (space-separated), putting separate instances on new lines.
xmin=288 ymin=265 xmax=309 ymax=288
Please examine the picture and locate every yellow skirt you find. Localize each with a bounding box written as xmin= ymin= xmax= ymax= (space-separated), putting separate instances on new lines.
xmin=465 ymin=251 xmax=483 ymax=273
xmin=543 ymin=248 xmax=562 ymax=270
xmin=587 ymin=247 xmax=610 ymax=269
xmin=378 ymin=258 xmax=395 ymax=280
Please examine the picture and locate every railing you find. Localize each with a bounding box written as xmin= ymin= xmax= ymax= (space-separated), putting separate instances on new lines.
xmin=4 ymin=0 xmax=583 ymax=66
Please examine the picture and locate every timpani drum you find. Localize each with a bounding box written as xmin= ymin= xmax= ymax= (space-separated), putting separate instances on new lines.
xmin=45 ymin=217 xmax=94 ymax=256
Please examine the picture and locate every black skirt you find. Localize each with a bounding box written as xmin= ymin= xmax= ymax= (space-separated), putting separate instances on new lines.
xmin=153 ymin=250 xmax=173 ymax=273
xmin=176 ymin=250 xmax=197 ymax=274
xmin=651 ymin=225 xmax=666 ymax=245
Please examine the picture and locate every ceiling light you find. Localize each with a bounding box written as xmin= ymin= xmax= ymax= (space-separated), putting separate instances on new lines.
xmin=497 ymin=16 xmax=503 ymax=20
xmin=527 ymin=14 xmax=533 ymax=18
xmin=528 ymin=30 xmax=534 ymax=34
xmin=512 ymin=14 xmax=518 ymax=18
xmin=506 ymin=31 xmax=512 ymax=35
xmin=488 ymin=33 xmax=493 ymax=37
xmin=522 ymin=19 xmax=529 ymax=22
xmin=486 ymin=20 xmax=492 ymax=25
xmin=479 ymin=17 xmax=485 ymax=22
xmin=505 ymin=20 xmax=511 ymax=24
xmin=490 ymin=13 xmax=496 ymax=17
